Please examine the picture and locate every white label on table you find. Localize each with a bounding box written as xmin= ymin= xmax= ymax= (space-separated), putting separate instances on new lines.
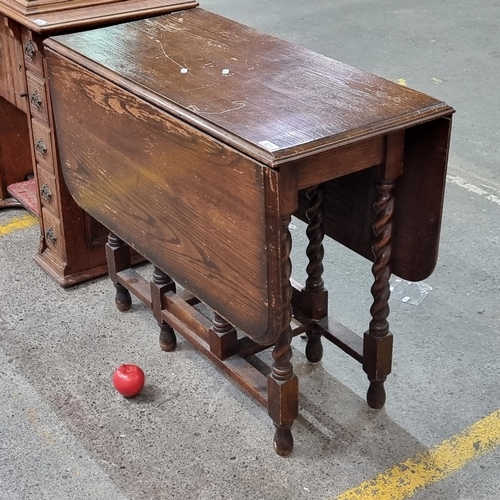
xmin=34 ymin=19 xmax=47 ymax=25
xmin=258 ymin=140 xmax=280 ymax=152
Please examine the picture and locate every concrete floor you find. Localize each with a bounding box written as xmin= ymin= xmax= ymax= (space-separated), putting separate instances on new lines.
xmin=1 ymin=0 xmax=499 ymax=498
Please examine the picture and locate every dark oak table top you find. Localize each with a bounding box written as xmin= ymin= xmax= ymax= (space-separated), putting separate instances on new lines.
xmin=46 ymin=8 xmax=453 ymax=166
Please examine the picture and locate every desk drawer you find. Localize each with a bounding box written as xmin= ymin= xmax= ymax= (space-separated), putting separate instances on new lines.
xmin=37 ymin=166 xmax=58 ymax=216
xmin=31 ymin=119 xmax=54 ymax=171
xmin=21 ymin=30 xmax=44 ymax=76
xmin=26 ymin=71 xmax=49 ymax=123
xmin=41 ymin=207 xmax=63 ymax=258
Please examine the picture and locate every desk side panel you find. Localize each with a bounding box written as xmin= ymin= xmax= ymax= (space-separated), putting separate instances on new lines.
xmin=0 ymin=97 xmax=32 ymax=197
xmin=46 ymin=49 xmax=281 ymax=344
xmin=296 ymin=117 xmax=452 ymax=281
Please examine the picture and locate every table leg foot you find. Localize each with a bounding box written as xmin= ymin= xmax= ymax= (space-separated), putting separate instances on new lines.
xmin=114 ymin=282 xmax=132 ymax=311
xmin=159 ymin=322 xmax=177 ymax=352
xmin=367 ymin=379 xmax=386 ymax=409
xmin=305 ymin=327 xmax=323 ymax=363
xmin=273 ymin=424 xmax=294 ymax=457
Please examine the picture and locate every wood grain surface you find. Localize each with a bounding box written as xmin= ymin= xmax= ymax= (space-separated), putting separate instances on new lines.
xmin=45 ymin=8 xmax=453 ymax=166
xmin=46 ymin=49 xmax=284 ymax=344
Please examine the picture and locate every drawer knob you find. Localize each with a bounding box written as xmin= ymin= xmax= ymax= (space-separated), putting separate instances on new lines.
xmin=35 ymin=138 xmax=47 ymax=157
xmin=40 ymin=184 xmax=52 ymax=202
xmin=24 ymin=40 xmax=36 ymax=61
xmin=30 ymin=90 xmax=42 ymax=111
xmin=45 ymin=227 xmax=57 ymax=245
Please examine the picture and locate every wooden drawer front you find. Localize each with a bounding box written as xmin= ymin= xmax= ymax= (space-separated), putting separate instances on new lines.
xmin=31 ymin=119 xmax=54 ymax=170
xmin=41 ymin=208 xmax=63 ymax=258
xmin=26 ymin=71 xmax=49 ymax=122
xmin=21 ymin=30 xmax=44 ymax=76
xmin=37 ymin=166 xmax=58 ymax=215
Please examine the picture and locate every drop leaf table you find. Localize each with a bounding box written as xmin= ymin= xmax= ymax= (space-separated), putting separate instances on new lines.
xmin=45 ymin=8 xmax=454 ymax=455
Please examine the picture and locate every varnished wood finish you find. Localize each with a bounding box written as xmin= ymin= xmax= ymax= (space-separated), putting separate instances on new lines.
xmin=47 ymin=9 xmax=451 ymax=166
xmin=45 ymin=8 xmax=454 ymax=455
xmin=362 ymin=132 xmax=404 ymax=408
xmin=45 ymin=52 xmax=284 ymax=345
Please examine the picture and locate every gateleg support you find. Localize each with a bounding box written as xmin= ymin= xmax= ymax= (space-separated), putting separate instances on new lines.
xmin=363 ymin=130 xmax=403 ymax=409
xmin=302 ymin=183 xmax=328 ymax=361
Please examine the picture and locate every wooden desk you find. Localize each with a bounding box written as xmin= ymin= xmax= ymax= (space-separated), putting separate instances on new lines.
xmin=0 ymin=0 xmax=197 ymax=285
xmin=45 ymin=8 xmax=454 ymax=455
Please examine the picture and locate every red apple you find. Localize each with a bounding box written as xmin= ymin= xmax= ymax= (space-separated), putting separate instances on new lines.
xmin=112 ymin=364 xmax=145 ymax=397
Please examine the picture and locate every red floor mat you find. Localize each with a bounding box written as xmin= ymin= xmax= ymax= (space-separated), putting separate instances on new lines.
xmin=7 ymin=179 xmax=39 ymax=216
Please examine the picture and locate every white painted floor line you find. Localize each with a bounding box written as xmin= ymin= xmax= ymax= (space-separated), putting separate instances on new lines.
xmin=447 ymin=175 xmax=500 ymax=206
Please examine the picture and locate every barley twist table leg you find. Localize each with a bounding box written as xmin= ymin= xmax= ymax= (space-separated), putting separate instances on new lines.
xmin=364 ymin=180 xmax=395 ymax=409
xmin=305 ymin=184 xmax=326 ymax=362
xmin=268 ymin=215 xmax=298 ymax=456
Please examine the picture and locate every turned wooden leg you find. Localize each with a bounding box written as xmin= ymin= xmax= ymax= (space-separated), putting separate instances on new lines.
xmin=268 ymin=215 xmax=298 ymax=456
xmin=304 ymin=184 xmax=327 ymax=362
xmin=209 ymin=312 xmax=238 ymax=360
xmin=363 ymin=179 xmax=395 ymax=409
xmin=106 ymin=232 xmax=132 ymax=312
xmin=151 ymin=267 xmax=177 ymax=352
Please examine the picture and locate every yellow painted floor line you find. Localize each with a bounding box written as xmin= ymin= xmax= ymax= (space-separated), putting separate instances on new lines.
xmin=336 ymin=408 xmax=500 ymax=500
xmin=0 ymin=214 xmax=37 ymax=236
